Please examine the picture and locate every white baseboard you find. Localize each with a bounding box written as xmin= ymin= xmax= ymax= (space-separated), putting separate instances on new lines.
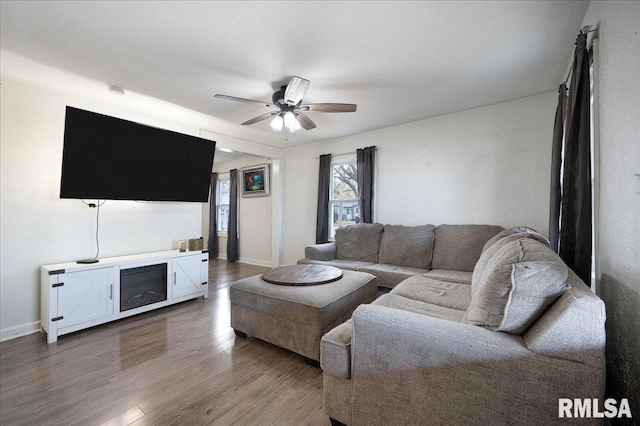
xmin=212 ymin=255 xmax=271 ymax=267
xmin=239 ymin=257 xmax=272 ymax=267
xmin=1 ymin=321 xmax=41 ymax=342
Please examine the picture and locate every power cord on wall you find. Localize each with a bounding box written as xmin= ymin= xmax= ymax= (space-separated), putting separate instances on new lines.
xmin=77 ymin=199 xmax=106 ymax=264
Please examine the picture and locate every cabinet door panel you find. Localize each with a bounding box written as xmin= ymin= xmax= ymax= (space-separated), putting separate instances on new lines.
xmin=58 ymin=268 xmax=114 ymax=328
xmin=172 ymin=256 xmax=202 ymax=299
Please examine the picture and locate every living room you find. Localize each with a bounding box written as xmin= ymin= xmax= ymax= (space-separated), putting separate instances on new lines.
xmin=1 ymin=1 xmax=638 ymax=425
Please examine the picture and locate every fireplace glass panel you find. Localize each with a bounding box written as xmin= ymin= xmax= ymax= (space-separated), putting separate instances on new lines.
xmin=120 ymin=263 xmax=167 ymax=311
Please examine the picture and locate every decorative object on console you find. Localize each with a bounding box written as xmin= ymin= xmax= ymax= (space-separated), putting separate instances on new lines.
xmin=241 ymin=164 xmax=270 ymax=198
xmin=188 ymin=237 xmax=204 ymax=251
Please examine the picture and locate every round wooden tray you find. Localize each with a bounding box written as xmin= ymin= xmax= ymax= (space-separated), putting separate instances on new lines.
xmin=262 ymin=264 xmax=343 ymax=286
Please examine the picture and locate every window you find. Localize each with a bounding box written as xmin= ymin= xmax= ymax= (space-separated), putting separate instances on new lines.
xmin=216 ymin=177 xmax=230 ymax=233
xmin=329 ymin=159 xmax=359 ymax=239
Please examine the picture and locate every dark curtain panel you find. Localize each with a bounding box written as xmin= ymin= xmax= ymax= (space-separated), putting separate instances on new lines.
xmin=316 ymin=154 xmax=332 ymax=244
xmin=208 ymin=173 xmax=219 ymax=259
xmin=549 ymin=84 xmax=567 ymax=253
xmin=227 ymin=169 xmax=239 ymax=262
xmin=559 ymin=33 xmax=592 ymax=284
xmin=357 ymin=146 xmax=376 ymax=223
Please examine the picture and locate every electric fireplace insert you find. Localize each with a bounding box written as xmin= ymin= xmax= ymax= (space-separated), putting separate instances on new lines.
xmin=120 ymin=263 xmax=167 ymax=311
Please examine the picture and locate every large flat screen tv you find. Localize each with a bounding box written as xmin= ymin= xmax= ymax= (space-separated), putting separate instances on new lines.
xmin=60 ymin=107 xmax=216 ymax=202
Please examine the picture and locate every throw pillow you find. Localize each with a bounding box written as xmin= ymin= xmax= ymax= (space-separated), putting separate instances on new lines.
xmin=482 ymin=226 xmax=549 ymax=254
xmin=463 ymin=238 xmax=568 ymax=335
xmin=471 ymin=230 xmax=550 ymax=295
xmin=378 ymin=224 xmax=435 ymax=269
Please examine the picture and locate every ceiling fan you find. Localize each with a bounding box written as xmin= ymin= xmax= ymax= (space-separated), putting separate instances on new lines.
xmin=214 ymin=76 xmax=357 ymax=133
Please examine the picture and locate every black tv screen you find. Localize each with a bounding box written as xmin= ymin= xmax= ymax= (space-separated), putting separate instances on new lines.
xmin=60 ymin=107 xmax=216 ymax=202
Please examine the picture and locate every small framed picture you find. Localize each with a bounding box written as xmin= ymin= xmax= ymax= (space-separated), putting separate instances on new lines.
xmin=241 ymin=164 xmax=270 ymax=198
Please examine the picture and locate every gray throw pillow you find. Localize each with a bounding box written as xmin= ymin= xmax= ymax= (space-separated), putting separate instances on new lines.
xmin=335 ymin=223 xmax=384 ymax=262
xmin=482 ymin=226 xmax=549 ymax=254
xmin=463 ymin=238 xmax=569 ymax=335
xmin=471 ymin=230 xmax=551 ymax=295
xmin=378 ymin=224 xmax=435 ymax=269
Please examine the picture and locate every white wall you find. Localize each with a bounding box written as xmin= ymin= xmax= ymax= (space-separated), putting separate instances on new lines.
xmin=281 ymin=92 xmax=557 ymax=265
xmin=582 ymin=0 xmax=640 ymax=414
xmin=202 ymin=156 xmax=273 ymax=266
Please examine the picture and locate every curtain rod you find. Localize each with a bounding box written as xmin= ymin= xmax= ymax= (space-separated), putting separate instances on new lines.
xmin=562 ymin=26 xmax=599 ymax=86
xmin=316 ymin=147 xmax=379 ymax=159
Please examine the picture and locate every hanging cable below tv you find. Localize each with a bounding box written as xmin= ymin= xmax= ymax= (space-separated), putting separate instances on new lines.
xmin=76 ymin=199 xmax=105 ymax=264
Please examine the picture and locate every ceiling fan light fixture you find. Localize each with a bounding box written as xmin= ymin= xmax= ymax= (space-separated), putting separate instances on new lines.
xmin=215 ymin=75 xmax=356 ymax=133
xmin=283 ymin=111 xmax=297 ymax=131
xmin=270 ymin=115 xmax=284 ymax=131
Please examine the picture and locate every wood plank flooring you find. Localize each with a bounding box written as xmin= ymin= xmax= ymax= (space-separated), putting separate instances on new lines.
xmin=0 ymin=260 xmax=328 ymax=426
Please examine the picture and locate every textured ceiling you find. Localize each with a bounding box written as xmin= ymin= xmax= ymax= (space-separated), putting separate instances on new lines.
xmin=0 ymin=1 xmax=589 ymax=149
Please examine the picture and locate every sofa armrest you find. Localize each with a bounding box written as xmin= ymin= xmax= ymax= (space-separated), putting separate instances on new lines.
xmin=321 ymin=320 xmax=352 ymax=379
xmin=305 ymin=243 xmax=337 ymax=261
xmin=349 ymin=304 xmax=604 ymax=426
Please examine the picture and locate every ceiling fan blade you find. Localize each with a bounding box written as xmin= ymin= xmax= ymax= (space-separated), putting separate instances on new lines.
xmin=295 ymin=113 xmax=317 ymax=130
xmin=241 ymin=111 xmax=279 ymax=126
xmin=284 ymin=76 xmax=310 ymax=106
xmin=214 ymin=94 xmax=277 ymax=108
xmin=299 ymin=103 xmax=357 ymax=113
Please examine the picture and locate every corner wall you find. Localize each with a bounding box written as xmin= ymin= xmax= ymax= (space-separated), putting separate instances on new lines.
xmin=202 ymin=156 xmax=274 ymax=266
xmin=281 ymin=92 xmax=557 ymax=265
xmin=582 ymin=1 xmax=640 ymax=419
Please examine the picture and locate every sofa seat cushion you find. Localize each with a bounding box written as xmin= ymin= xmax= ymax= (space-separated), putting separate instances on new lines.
xmin=297 ymin=258 xmax=375 ymax=271
xmin=372 ymin=293 xmax=465 ymax=323
xmin=356 ymin=263 xmax=428 ymax=288
xmin=431 ymin=224 xmax=504 ymax=272
xmin=463 ymin=238 xmax=569 ymax=334
xmin=422 ymin=269 xmax=472 ymax=285
xmin=391 ymin=276 xmax=471 ymax=311
xmin=335 ymin=223 xmax=384 ymax=262
xmin=378 ymin=224 xmax=435 ymax=269
xmin=321 ymin=320 xmax=353 ymax=379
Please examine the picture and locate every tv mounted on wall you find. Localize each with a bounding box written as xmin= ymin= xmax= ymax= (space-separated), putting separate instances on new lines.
xmin=60 ymin=107 xmax=216 ymax=202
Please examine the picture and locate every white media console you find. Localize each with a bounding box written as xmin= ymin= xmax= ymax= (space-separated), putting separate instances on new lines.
xmin=41 ymin=249 xmax=209 ymax=344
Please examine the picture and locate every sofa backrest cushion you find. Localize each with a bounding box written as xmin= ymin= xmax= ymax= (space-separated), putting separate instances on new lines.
xmin=472 ymin=229 xmax=550 ymax=295
xmin=481 ymin=226 xmax=549 ymax=254
xmin=431 ymin=224 xmax=504 ymax=272
xmin=335 ymin=223 xmax=384 ymax=262
xmin=378 ymin=224 xmax=435 ymax=269
xmin=463 ymin=238 xmax=569 ymax=335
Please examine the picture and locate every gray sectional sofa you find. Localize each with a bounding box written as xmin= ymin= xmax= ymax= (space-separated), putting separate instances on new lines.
xmin=299 ymin=223 xmax=606 ymax=426
xmin=299 ymin=223 xmax=505 ymax=288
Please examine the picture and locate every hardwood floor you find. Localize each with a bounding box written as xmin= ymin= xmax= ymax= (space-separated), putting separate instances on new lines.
xmin=0 ymin=260 xmax=329 ymax=426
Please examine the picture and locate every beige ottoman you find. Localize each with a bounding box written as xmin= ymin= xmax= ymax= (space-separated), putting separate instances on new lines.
xmin=230 ymin=269 xmax=377 ymax=366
